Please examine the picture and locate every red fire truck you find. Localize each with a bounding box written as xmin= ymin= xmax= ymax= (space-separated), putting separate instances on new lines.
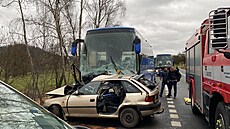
xmin=186 ymin=8 xmax=230 ymax=129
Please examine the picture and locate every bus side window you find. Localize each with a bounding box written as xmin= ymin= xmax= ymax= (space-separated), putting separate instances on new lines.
xmin=89 ymin=51 xmax=97 ymax=67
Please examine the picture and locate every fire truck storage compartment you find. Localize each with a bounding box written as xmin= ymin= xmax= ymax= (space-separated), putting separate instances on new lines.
xmin=203 ymin=91 xmax=212 ymax=119
xmin=186 ymin=40 xmax=203 ymax=108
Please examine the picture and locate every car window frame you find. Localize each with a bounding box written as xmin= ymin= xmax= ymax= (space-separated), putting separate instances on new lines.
xmin=78 ymin=81 xmax=101 ymax=95
xmin=130 ymin=79 xmax=149 ymax=94
xmin=121 ymin=80 xmax=141 ymax=93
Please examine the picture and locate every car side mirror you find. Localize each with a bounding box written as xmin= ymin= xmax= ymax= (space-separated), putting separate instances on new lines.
xmin=215 ymin=49 xmax=230 ymax=59
xmin=224 ymin=52 xmax=230 ymax=59
xmin=64 ymin=85 xmax=74 ymax=95
xmin=73 ymin=90 xmax=79 ymax=95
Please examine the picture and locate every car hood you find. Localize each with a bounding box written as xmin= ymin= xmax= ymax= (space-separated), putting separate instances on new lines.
xmin=46 ymin=86 xmax=66 ymax=96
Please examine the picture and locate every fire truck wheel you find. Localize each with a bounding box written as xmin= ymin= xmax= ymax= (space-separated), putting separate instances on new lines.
xmin=190 ymin=87 xmax=200 ymax=115
xmin=215 ymin=102 xmax=229 ymax=129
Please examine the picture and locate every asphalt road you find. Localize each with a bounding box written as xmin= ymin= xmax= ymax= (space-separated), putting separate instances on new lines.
xmin=68 ymin=70 xmax=211 ymax=129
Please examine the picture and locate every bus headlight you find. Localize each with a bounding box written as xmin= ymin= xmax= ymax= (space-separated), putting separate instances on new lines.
xmin=146 ymin=69 xmax=154 ymax=72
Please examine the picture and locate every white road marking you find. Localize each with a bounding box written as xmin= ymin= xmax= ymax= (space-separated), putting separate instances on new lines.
xmin=180 ymin=69 xmax=185 ymax=77
xmin=165 ymin=86 xmax=168 ymax=91
xmin=167 ymin=98 xmax=173 ymax=101
xmin=170 ymin=114 xmax=179 ymax=119
xmin=161 ymin=78 xmax=182 ymax=127
xmin=168 ymin=105 xmax=175 ymax=108
xmin=167 ymin=101 xmax=174 ymax=104
xmin=169 ymin=109 xmax=177 ymax=113
xmin=180 ymin=69 xmax=185 ymax=72
xmin=163 ymin=85 xmax=169 ymax=96
xmin=171 ymin=121 xmax=181 ymax=127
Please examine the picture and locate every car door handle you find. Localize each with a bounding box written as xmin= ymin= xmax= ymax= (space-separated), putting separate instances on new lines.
xmin=90 ymin=99 xmax=95 ymax=102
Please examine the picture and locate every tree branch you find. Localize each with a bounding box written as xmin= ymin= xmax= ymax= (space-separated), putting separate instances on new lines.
xmin=2 ymin=0 xmax=17 ymax=7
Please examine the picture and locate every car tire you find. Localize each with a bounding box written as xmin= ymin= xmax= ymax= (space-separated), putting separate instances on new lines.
xmin=215 ymin=102 xmax=229 ymax=129
xmin=119 ymin=108 xmax=140 ymax=128
xmin=50 ymin=105 xmax=63 ymax=119
xmin=190 ymin=87 xmax=200 ymax=115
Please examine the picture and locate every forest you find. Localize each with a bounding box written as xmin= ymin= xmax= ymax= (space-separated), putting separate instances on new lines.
xmin=0 ymin=0 xmax=126 ymax=103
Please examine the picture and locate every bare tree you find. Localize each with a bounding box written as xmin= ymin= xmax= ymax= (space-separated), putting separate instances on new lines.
xmin=18 ymin=0 xmax=43 ymax=100
xmin=49 ymin=0 xmax=68 ymax=86
xmin=77 ymin=0 xmax=84 ymax=68
xmin=85 ymin=0 xmax=126 ymax=28
xmin=2 ymin=0 xmax=41 ymax=100
xmin=31 ymin=0 xmax=87 ymax=88
xmin=62 ymin=0 xmax=78 ymax=41
xmin=0 ymin=0 xmax=127 ymax=103
xmin=32 ymin=0 xmax=74 ymax=87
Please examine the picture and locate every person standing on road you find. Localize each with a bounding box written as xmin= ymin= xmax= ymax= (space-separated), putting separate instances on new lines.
xmin=167 ymin=66 xmax=181 ymax=98
xmin=159 ymin=67 xmax=169 ymax=97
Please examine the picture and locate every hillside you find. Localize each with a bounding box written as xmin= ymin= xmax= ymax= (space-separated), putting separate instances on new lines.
xmin=0 ymin=44 xmax=62 ymax=77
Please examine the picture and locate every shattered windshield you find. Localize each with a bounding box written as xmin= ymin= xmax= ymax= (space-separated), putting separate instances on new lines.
xmin=0 ymin=82 xmax=72 ymax=129
xmin=156 ymin=55 xmax=173 ymax=68
xmin=80 ymin=31 xmax=136 ymax=76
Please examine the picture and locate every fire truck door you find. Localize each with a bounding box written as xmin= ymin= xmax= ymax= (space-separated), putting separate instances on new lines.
xmin=203 ymin=48 xmax=215 ymax=94
xmin=213 ymin=54 xmax=222 ymax=87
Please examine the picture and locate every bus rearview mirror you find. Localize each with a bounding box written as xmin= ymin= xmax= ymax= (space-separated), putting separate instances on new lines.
xmin=133 ymin=36 xmax=141 ymax=54
xmin=71 ymin=39 xmax=84 ymax=56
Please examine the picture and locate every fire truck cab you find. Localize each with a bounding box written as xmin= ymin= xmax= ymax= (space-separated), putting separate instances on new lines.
xmin=186 ymin=8 xmax=230 ymax=129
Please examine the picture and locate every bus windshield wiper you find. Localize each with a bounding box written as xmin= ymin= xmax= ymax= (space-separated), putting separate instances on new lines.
xmin=110 ymin=56 xmax=124 ymax=75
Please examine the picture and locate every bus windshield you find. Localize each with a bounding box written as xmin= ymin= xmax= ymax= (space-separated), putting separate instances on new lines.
xmin=155 ymin=55 xmax=173 ymax=68
xmin=80 ymin=30 xmax=136 ymax=76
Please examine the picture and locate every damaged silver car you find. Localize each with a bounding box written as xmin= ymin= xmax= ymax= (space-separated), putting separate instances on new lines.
xmin=44 ymin=74 xmax=164 ymax=128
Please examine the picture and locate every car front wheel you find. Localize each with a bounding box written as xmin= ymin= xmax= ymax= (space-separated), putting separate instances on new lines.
xmin=119 ymin=108 xmax=140 ymax=128
xmin=49 ymin=105 xmax=63 ymax=119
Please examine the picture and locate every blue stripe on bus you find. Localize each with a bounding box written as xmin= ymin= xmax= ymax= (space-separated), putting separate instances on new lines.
xmin=88 ymin=26 xmax=134 ymax=31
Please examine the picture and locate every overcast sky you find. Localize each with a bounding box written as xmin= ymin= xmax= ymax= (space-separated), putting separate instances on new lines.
xmin=123 ymin=0 xmax=230 ymax=55
xmin=0 ymin=0 xmax=230 ymax=55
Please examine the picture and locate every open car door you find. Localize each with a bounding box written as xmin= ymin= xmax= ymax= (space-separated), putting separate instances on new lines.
xmin=66 ymin=81 xmax=101 ymax=117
